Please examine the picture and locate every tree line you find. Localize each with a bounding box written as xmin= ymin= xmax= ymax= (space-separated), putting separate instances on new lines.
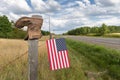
xmin=66 ymin=24 xmax=120 ymax=36
xmin=0 ymin=15 xmax=50 ymax=39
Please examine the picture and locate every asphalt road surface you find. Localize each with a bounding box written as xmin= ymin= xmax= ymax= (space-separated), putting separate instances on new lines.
xmin=64 ymin=36 xmax=120 ymax=51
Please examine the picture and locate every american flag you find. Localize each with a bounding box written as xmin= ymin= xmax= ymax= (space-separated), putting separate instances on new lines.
xmin=46 ymin=38 xmax=70 ymax=70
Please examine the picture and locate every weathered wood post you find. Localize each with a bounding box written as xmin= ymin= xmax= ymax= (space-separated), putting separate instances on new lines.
xmin=15 ymin=15 xmax=43 ymax=80
xmin=28 ymin=39 xmax=38 ymax=80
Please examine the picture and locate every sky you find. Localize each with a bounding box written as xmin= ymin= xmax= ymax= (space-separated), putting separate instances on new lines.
xmin=0 ymin=0 xmax=120 ymax=34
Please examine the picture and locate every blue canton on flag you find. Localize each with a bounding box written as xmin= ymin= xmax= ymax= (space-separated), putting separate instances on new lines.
xmin=46 ymin=38 xmax=70 ymax=70
xmin=56 ymin=38 xmax=67 ymax=51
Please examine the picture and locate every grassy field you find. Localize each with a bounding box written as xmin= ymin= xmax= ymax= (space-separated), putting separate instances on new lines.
xmin=103 ymin=33 xmax=120 ymax=38
xmin=0 ymin=37 xmax=120 ymax=80
xmin=0 ymin=37 xmax=87 ymax=80
xmin=0 ymin=37 xmax=48 ymax=80
xmin=86 ymin=33 xmax=120 ymax=38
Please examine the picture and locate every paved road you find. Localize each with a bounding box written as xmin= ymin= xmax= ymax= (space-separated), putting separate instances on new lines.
xmin=64 ymin=36 xmax=120 ymax=50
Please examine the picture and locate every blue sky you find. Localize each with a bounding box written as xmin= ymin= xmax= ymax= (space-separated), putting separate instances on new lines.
xmin=0 ymin=0 xmax=120 ymax=34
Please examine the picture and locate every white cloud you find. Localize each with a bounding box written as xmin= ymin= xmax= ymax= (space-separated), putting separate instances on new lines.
xmin=31 ymin=0 xmax=48 ymax=12
xmin=47 ymin=0 xmax=61 ymax=10
xmin=0 ymin=0 xmax=31 ymax=14
xmin=76 ymin=1 xmax=86 ymax=8
xmin=95 ymin=0 xmax=120 ymax=7
xmin=9 ymin=12 xmax=19 ymax=20
xmin=97 ymin=17 xmax=120 ymax=26
xmin=51 ymin=19 xmax=67 ymax=27
xmin=31 ymin=0 xmax=61 ymax=13
xmin=65 ymin=2 xmax=78 ymax=8
xmin=83 ymin=0 xmax=90 ymax=5
xmin=0 ymin=0 xmax=120 ymax=34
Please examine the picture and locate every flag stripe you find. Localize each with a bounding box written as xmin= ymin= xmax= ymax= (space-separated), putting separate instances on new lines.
xmin=59 ymin=51 xmax=64 ymax=68
xmin=49 ymin=40 xmax=55 ymax=70
xmin=47 ymin=40 xmax=54 ymax=70
xmin=51 ymin=39 xmax=58 ymax=69
xmin=64 ymin=51 xmax=69 ymax=68
xmin=50 ymin=39 xmax=57 ymax=70
xmin=57 ymin=52 xmax=62 ymax=69
xmin=60 ymin=51 xmax=65 ymax=68
xmin=46 ymin=40 xmax=52 ymax=70
xmin=53 ymin=39 xmax=61 ymax=69
xmin=62 ymin=51 xmax=66 ymax=68
xmin=66 ymin=50 xmax=70 ymax=67
xmin=63 ymin=51 xmax=67 ymax=68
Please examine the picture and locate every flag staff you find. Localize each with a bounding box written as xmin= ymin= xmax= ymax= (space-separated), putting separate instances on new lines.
xmin=49 ymin=16 xmax=52 ymax=39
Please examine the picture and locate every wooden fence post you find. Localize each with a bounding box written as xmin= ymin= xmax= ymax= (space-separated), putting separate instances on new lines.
xmin=28 ymin=39 xmax=38 ymax=80
xmin=15 ymin=15 xmax=43 ymax=80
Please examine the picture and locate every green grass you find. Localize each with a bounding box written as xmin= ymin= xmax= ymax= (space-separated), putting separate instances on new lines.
xmin=37 ymin=52 xmax=87 ymax=80
xmin=66 ymin=39 xmax=120 ymax=80
xmin=103 ymin=33 xmax=120 ymax=38
xmin=86 ymin=33 xmax=120 ymax=38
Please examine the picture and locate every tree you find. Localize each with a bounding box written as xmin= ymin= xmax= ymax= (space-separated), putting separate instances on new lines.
xmin=0 ymin=15 xmax=12 ymax=38
xmin=91 ymin=27 xmax=99 ymax=33
xmin=66 ymin=23 xmax=119 ymax=36
xmin=99 ymin=23 xmax=109 ymax=35
xmin=41 ymin=30 xmax=50 ymax=35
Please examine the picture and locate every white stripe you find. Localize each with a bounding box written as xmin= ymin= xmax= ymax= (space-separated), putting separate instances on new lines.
xmin=65 ymin=50 xmax=69 ymax=68
xmin=62 ymin=51 xmax=67 ymax=68
xmin=47 ymin=40 xmax=54 ymax=70
xmin=54 ymin=39 xmax=60 ymax=69
xmin=59 ymin=51 xmax=64 ymax=68
xmin=50 ymin=39 xmax=57 ymax=70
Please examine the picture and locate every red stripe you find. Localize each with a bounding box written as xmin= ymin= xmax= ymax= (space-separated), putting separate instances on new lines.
xmin=66 ymin=50 xmax=70 ymax=67
xmin=58 ymin=51 xmax=63 ymax=68
xmin=63 ymin=51 xmax=67 ymax=68
xmin=52 ymin=39 xmax=58 ymax=69
xmin=58 ymin=51 xmax=62 ymax=69
xmin=64 ymin=50 xmax=69 ymax=68
xmin=53 ymin=39 xmax=61 ymax=69
xmin=48 ymin=40 xmax=54 ymax=70
xmin=62 ymin=51 xmax=66 ymax=68
xmin=51 ymin=39 xmax=57 ymax=70
xmin=49 ymin=39 xmax=55 ymax=70
xmin=60 ymin=51 xmax=65 ymax=68
xmin=46 ymin=40 xmax=52 ymax=70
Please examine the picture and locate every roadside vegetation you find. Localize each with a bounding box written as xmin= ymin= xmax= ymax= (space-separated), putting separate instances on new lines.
xmin=65 ymin=23 xmax=120 ymax=38
xmin=103 ymin=33 xmax=120 ymax=38
xmin=66 ymin=39 xmax=120 ymax=80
